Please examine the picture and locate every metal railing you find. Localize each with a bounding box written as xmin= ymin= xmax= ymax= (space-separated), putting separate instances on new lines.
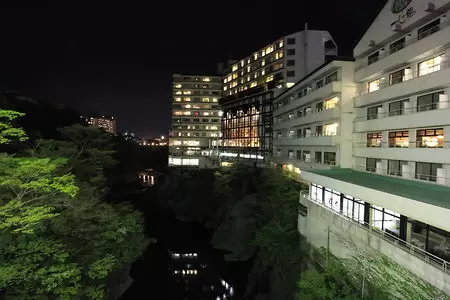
xmin=300 ymin=191 xmax=450 ymax=273
xmin=275 ymin=106 xmax=338 ymax=126
xmin=357 ymin=60 xmax=450 ymax=96
xmin=355 ymin=19 xmax=450 ymax=71
xmin=353 ymin=100 xmax=450 ymax=122
xmin=353 ymin=141 xmax=450 ymax=149
xmin=275 ymin=132 xmax=337 ymax=140
xmin=352 ymin=165 xmax=449 ymax=185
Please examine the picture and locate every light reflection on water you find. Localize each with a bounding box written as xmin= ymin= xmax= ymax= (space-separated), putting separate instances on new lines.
xmin=169 ymin=250 xmax=236 ymax=299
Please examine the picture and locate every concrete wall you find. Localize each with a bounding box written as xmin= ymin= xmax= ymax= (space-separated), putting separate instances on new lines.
xmin=299 ymin=194 xmax=450 ymax=295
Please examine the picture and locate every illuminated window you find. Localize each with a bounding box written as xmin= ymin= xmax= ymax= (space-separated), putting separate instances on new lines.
xmin=232 ymin=73 xmax=238 ymax=79
xmin=261 ymin=60 xmax=266 ymax=66
xmin=175 ymin=97 xmax=181 ymax=102
xmin=279 ymin=40 xmax=284 ymax=47
xmin=223 ymin=86 xmax=228 ymax=91
xmin=203 ymin=112 xmax=210 ymax=116
xmin=324 ymin=123 xmax=338 ymax=136
xmin=247 ymin=75 xmax=250 ymax=82
xmin=262 ymin=50 xmax=266 ymax=56
xmin=368 ymin=79 xmax=381 ymax=92
xmin=184 ymin=97 xmax=191 ymax=102
xmin=212 ymin=98 xmax=218 ymax=102
xmin=174 ymin=84 xmax=182 ymax=88
xmin=261 ymin=69 xmax=265 ymax=75
xmin=202 ymin=97 xmax=210 ymax=102
xmin=247 ymin=66 xmax=250 ymax=72
xmin=232 ymin=64 xmax=238 ymax=71
xmin=324 ymin=97 xmax=339 ymax=109
xmin=250 ymin=81 xmax=257 ymax=88
xmin=254 ymin=53 xmax=258 ymax=60
xmin=266 ymin=45 xmax=274 ymax=54
xmin=266 ymin=75 xmax=274 ymax=82
xmin=172 ymin=140 xmax=182 ymax=146
xmin=202 ymin=77 xmax=210 ymax=82
xmin=174 ymin=111 xmax=182 ymax=116
xmin=254 ymin=73 xmax=258 ymax=79
xmin=183 ymin=140 xmax=200 ymax=146
xmin=175 ymin=91 xmax=182 ymax=95
xmin=183 ymin=90 xmax=192 ymax=95
xmin=210 ymin=125 xmax=218 ymax=130
xmin=418 ymin=54 xmax=445 ymax=76
xmin=227 ymin=75 xmax=232 ymax=82
xmin=184 ymin=104 xmax=191 ymax=108
xmin=247 ymin=58 xmax=250 ymax=64
xmin=183 ymin=111 xmax=191 ymax=116
xmin=286 ymin=82 xmax=295 ymax=88
xmin=240 ymin=60 xmax=244 ymax=67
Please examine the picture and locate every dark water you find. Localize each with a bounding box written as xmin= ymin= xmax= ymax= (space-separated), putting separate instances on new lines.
xmin=120 ymin=188 xmax=250 ymax=300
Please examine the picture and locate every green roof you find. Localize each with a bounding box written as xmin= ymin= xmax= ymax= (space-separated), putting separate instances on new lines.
xmin=308 ymin=168 xmax=450 ymax=210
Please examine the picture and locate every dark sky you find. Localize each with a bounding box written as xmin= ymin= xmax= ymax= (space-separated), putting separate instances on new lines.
xmin=0 ymin=1 xmax=386 ymax=138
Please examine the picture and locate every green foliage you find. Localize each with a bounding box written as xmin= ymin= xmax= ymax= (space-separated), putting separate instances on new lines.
xmin=0 ymin=110 xmax=27 ymax=144
xmin=0 ymin=110 xmax=148 ymax=299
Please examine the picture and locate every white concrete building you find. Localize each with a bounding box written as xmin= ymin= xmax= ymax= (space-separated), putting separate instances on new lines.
xmin=169 ymin=74 xmax=222 ymax=168
xmin=272 ymin=58 xmax=356 ymax=172
xmin=298 ymin=0 xmax=450 ymax=295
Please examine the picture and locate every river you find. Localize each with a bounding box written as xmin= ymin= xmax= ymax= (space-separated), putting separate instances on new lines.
xmin=120 ymin=182 xmax=251 ymax=300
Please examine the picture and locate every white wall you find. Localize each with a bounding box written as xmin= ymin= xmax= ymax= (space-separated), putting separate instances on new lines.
xmin=301 ymin=171 xmax=450 ymax=232
xmin=299 ymin=196 xmax=450 ymax=295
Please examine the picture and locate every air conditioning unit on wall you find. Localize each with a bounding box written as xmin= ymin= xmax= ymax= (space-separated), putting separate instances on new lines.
xmin=425 ymin=2 xmax=435 ymax=12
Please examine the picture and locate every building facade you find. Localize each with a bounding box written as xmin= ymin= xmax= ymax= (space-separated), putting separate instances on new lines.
xmin=272 ymin=58 xmax=356 ymax=172
xmin=82 ymin=115 xmax=116 ymax=134
xmin=220 ymin=29 xmax=338 ymax=164
xmin=169 ymin=74 xmax=222 ymax=168
xmin=298 ymin=0 xmax=450 ymax=294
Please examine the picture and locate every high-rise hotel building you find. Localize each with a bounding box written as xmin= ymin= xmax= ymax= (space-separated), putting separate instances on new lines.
xmin=169 ymin=74 xmax=222 ymax=168
xmin=220 ymin=29 xmax=338 ymax=164
xmin=296 ymin=0 xmax=450 ymax=295
xmin=82 ymin=114 xmax=116 ymax=134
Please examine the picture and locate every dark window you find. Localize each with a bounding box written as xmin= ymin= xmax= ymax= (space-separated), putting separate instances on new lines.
xmin=368 ymin=51 xmax=379 ymax=65
xmin=367 ymin=105 xmax=382 ymax=120
xmin=287 ymin=60 xmax=295 ymax=66
xmin=416 ymin=128 xmax=444 ymax=148
xmin=388 ymin=131 xmax=409 ymax=147
xmin=324 ymin=72 xmax=338 ymax=84
xmin=415 ymin=162 xmax=442 ymax=182
xmin=316 ymin=102 xmax=324 ymax=111
xmin=202 ymin=119 xmax=209 ymax=123
xmin=287 ymin=38 xmax=296 ymax=45
xmin=390 ymin=37 xmax=405 ymax=54
xmin=288 ymin=150 xmax=294 ymax=159
xmin=417 ymin=91 xmax=444 ymax=112
xmin=287 ymin=49 xmax=296 ymax=55
xmin=324 ymin=40 xmax=336 ymax=50
xmin=389 ymin=68 xmax=411 ymax=85
xmin=316 ymin=125 xmax=323 ymax=136
xmin=388 ymin=160 xmax=408 ymax=176
xmin=315 ymin=151 xmax=322 ymax=164
xmin=296 ymin=150 xmax=302 ymax=160
xmin=193 ymin=118 xmax=200 ymax=123
xmin=366 ymin=158 xmax=377 ymax=172
xmin=324 ymin=152 xmax=336 ymax=165
xmin=316 ymin=80 xmax=324 ymax=89
xmin=302 ymin=150 xmax=311 ymax=162
xmin=367 ymin=132 xmax=382 ymax=147
xmin=418 ymin=19 xmax=440 ymax=40
xmin=389 ymin=99 xmax=408 ymax=116
xmin=287 ymin=70 xmax=295 ymax=77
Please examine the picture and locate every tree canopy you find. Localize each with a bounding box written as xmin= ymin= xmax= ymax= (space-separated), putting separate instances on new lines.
xmin=0 ymin=110 xmax=148 ymax=299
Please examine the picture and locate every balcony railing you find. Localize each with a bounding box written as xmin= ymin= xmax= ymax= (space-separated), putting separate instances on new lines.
xmin=357 ymin=61 xmax=450 ymax=96
xmin=275 ymin=132 xmax=337 ymax=140
xmin=355 ymin=19 xmax=450 ymax=71
xmin=353 ymin=141 xmax=450 ymax=149
xmin=352 ymin=165 xmax=449 ymax=185
xmin=300 ymin=191 xmax=450 ymax=273
xmin=353 ymin=100 xmax=450 ymax=122
xmin=275 ymin=107 xmax=338 ymax=126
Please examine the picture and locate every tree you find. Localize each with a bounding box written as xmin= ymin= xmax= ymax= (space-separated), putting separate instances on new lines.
xmin=0 ymin=110 xmax=148 ymax=299
xmin=0 ymin=110 xmax=81 ymax=299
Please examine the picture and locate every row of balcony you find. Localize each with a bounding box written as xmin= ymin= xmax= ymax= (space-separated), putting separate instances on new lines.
xmin=355 ymin=19 xmax=450 ymax=72
xmin=275 ymin=81 xmax=342 ymax=116
xmin=274 ymin=107 xmax=340 ymax=130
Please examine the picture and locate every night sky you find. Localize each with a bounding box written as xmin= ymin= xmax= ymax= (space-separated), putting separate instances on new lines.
xmin=0 ymin=1 xmax=386 ymax=138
